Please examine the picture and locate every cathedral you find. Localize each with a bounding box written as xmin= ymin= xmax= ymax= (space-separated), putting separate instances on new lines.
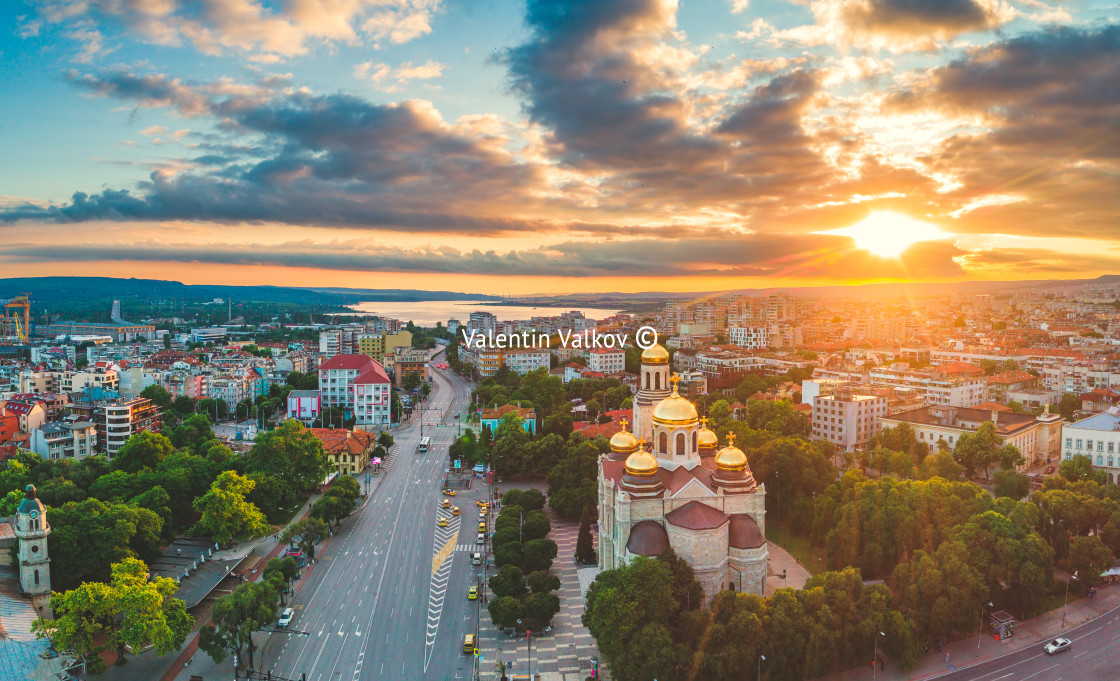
xmin=597 ymin=344 xmax=769 ymax=601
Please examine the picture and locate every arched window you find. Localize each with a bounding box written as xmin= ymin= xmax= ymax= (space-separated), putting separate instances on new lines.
xmin=34 ymin=569 xmax=39 ymax=585
xmin=644 ymin=372 xmax=650 ymax=389
xmin=659 ymin=432 xmax=668 ymax=454
xmin=692 ymin=431 xmax=698 ymax=451
xmin=655 ymin=373 xmax=661 ymax=390
xmin=676 ymin=433 xmax=685 ymax=457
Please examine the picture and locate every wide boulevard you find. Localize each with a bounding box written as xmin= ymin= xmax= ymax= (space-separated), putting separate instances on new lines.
xmin=257 ymin=348 xmax=491 ymax=681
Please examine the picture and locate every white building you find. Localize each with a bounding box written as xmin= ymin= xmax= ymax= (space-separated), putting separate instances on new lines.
xmin=1062 ymin=406 xmax=1120 ymax=484
xmin=29 ymin=419 xmax=97 ymax=460
xmin=869 ymin=367 xmax=986 ymax=407
xmin=318 ymin=354 xmax=392 ymax=428
xmin=500 ymin=350 xmax=550 ymax=375
xmin=319 ymin=327 xmax=361 ymax=358
xmin=191 ymin=327 xmax=228 ymax=343
xmin=729 ymin=326 xmax=770 ymax=349
xmin=811 ymin=391 xmax=887 ymax=453
xmin=885 ymin=405 xmax=1062 ymax=468
xmin=588 ymin=348 xmax=625 ymax=374
xmin=286 ymin=390 xmax=321 ymax=423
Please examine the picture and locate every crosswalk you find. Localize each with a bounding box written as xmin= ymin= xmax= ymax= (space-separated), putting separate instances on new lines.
xmin=455 ymin=544 xmax=483 ymax=552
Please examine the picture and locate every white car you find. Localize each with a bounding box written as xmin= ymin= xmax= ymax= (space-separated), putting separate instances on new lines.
xmin=1043 ymin=638 xmax=1071 ymax=655
xmin=278 ymin=607 xmax=295 ymax=628
xmin=472 ymin=552 xmax=482 ymax=565
xmin=477 ymin=533 xmax=485 ymax=544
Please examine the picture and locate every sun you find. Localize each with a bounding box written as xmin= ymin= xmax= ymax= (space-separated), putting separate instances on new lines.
xmin=824 ymin=211 xmax=947 ymax=258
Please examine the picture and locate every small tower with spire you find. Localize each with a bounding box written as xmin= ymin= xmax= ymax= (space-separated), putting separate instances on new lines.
xmin=15 ymin=484 xmax=51 ymax=615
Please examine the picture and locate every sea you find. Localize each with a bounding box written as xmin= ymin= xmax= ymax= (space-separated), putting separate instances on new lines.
xmin=343 ymin=300 xmax=623 ymax=326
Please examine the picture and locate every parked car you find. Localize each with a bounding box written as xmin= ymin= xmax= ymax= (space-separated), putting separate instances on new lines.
xmin=278 ymin=607 xmax=295 ymax=627
xmin=472 ymin=552 xmax=482 ymax=565
xmin=1044 ymin=638 xmax=1071 ymax=655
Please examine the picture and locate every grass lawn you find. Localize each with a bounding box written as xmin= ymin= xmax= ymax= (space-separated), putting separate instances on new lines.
xmin=766 ymin=523 xmax=828 ymax=575
xmin=270 ymin=498 xmax=306 ymax=528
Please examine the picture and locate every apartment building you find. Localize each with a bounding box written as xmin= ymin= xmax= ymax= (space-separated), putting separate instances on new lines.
xmin=811 ymin=391 xmax=887 ymax=453
xmin=67 ymin=397 xmax=162 ymax=457
xmin=1062 ymin=407 xmax=1120 ymax=484
xmin=869 ymin=365 xmax=986 ymax=407
xmin=393 ymin=347 xmax=430 ymax=389
xmin=319 ymin=326 xmax=361 ymax=358
xmin=588 ymin=348 xmax=625 ymax=374
xmin=986 ymin=370 xmax=1039 ymax=403
xmin=29 ymin=417 xmax=97 ymax=460
xmin=729 ymin=326 xmax=770 ymax=349
xmin=884 ymin=404 xmax=1062 ymax=467
xmin=500 ymin=350 xmax=550 ymax=375
xmin=358 ymin=334 xmax=384 ymax=361
xmin=286 ymin=390 xmax=321 ymax=423
xmin=318 ymin=354 xmax=391 ymax=428
xmin=190 ymin=326 xmax=228 ymax=343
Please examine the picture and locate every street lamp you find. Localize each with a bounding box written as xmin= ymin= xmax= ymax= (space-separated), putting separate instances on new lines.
xmin=1062 ymin=571 xmax=1079 ymax=629
xmin=872 ymin=631 xmax=885 ymax=680
xmin=977 ymin=601 xmax=993 ymax=656
xmin=757 ymin=654 xmax=765 ymax=681
xmin=517 ymin=619 xmax=532 ymax=680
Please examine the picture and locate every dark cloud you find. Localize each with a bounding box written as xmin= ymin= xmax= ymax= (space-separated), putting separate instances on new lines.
xmin=0 ymin=233 xmax=965 ymax=279
xmin=842 ymin=0 xmax=997 ymax=37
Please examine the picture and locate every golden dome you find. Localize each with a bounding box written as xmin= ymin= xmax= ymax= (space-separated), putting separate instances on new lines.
xmin=698 ymin=427 xmax=719 ymax=450
xmin=715 ymin=432 xmax=748 ymax=472
xmin=641 ymin=343 xmax=669 ymax=365
xmin=652 ymin=374 xmax=698 ymax=426
xmin=610 ymin=418 xmax=639 ymax=454
xmin=624 ymin=445 xmax=659 ymax=476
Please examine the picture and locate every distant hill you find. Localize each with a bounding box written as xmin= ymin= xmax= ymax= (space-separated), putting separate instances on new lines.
xmin=0 ymin=277 xmax=499 ymax=307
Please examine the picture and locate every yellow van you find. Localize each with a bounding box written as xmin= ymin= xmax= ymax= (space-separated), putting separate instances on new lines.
xmin=463 ymin=634 xmax=476 ymax=653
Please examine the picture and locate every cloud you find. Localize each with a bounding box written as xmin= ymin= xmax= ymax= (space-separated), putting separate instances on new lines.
xmin=0 ymin=232 xmax=966 ymax=278
xmin=741 ymin=0 xmax=1017 ymax=53
xmin=29 ymin=0 xmax=444 ymax=60
xmin=354 ymin=59 xmax=446 ymax=91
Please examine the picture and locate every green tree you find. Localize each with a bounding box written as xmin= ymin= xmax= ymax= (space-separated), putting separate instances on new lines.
xmin=523 ymin=592 xmax=561 ymax=630
xmin=311 ymin=493 xmax=353 ymax=527
xmin=246 ymin=419 xmax=333 ymax=492
xmin=113 ymin=431 xmax=175 ymax=474
xmin=490 ymin=414 xmax=532 ymax=478
xmin=49 ymin=499 xmax=163 ymax=590
xmin=547 ymin=440 xmax=599 ymax=519
xmin=140 ymin=385 xmax=173 ymax=411
xmin=403 ymin=372 xmax=422 ymax=391
xmin=521 ymin=510 xmax=551 ymax=540
xmin=892 ymin=540 xmax=987 ymax=642
xmin=193 ymin=471 xmax=270 ymax=544
xmin=993 ymin=469 xmax=1031 ymax=499
xmin=130 ymin=486 xmax=174 ymax=540
xmin=918 ymin=450 xmax=964 ymax=481
xmin=488 ymin=595 xmax=524 ymax=629
xmin=523 ymin=538 xmax=558 ymax=573
xmin=1057 ymin=392 xmax=1082 ymax=421
xmin=246 ymin=473 xmax=296 ymax=524
xmin=489 ymin=565 xmax=527 ymax=599
xmin=198 ymin=581 xmax=279 ymax=673
xmin=1060 ymin=454 xmax=1107 ymax=484
xmin=282 ymin=517 xmax=330 ymax=560
xmin=377 ymin=432 xmax=395 ymax=449
xmin=527 ymin=570 xmax=561 ymax=594
xmin=1064 ymin=535 xmax=1114 ymax=589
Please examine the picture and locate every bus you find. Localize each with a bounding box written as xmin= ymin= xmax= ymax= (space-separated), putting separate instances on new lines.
xmin=418 ymin=436 xmax=430 ymax=453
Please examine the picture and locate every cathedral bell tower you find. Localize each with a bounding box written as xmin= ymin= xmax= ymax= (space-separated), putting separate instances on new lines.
xmin=632 ymin=343 xmax=671 ymax=442
xmin=15 ymin=484 xmax=52 ymax=617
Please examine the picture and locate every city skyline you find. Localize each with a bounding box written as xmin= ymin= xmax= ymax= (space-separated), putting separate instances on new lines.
xmin=1 ymin=0 xmax=1118 ymax=294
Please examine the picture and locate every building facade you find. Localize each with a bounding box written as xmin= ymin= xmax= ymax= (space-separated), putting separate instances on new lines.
xmin=811 ymin=391 xmax=887 ymax=453
xmin=29 ymin=418 xmax=97 ymax=460
xmin=588 ymin=348 xmax=626 ymax=374
xmin=884 ymin=404 xmax=1062 ymax=468
xmin=1062 ymin=407 xmax=1120 ymax=484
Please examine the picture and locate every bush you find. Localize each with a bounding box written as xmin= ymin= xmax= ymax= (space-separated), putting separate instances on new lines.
xmin=488 ymin=595 xmax=524 ymax=629
xmin=527 ymin=570 xmax=560 ymax=594
xmin=496 ymin=506 xmax=525 ymax=533
xmin=502 ymin=488 xmax=546 ymax=511
xmin=495 ymin=542 xmax=524 ymax=568
xmin=492 ymin=527 xmax=520 ymax=550
xmin=489 ymin=565 xmax=527 ymax=599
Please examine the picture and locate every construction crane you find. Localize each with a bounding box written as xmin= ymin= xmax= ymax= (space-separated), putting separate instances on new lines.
xmin=1 ymin=294 xmax=31 ymax=342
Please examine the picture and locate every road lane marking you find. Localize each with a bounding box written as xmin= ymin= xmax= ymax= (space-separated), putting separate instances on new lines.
xmin=1019 ymin=663 xmax=1059 ymax=681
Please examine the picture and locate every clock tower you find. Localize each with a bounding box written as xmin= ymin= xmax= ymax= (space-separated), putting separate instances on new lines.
xmin=15 ymin=484 xmax=52 ymax=616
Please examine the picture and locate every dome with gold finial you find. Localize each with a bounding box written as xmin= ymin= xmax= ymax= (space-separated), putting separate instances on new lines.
xmin=640 ymin=343 xmax=669 ymax=365
xmin=697 ymin=416 xmax=718 ymax=450
xmin=609 ymin=418 xmax=639 ymax=457
xmin=652 ymin=373 xmax=698 ymax=426
xmin=714 ymin=432 xmax=749 ymax=472
xmin=624 ymin=439 xmax=659 ymax=476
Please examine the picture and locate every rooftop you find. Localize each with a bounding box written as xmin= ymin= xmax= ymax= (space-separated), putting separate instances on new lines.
xmin=1068 ymin=407 xmax=1120 ymax=432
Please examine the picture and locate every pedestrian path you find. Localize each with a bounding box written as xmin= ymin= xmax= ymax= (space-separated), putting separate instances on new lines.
xmin=475 ymin=502 xmax=602 ymax=681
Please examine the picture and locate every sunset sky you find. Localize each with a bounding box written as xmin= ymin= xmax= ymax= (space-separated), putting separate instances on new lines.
xmin=1 ymin=0 xmax=1117 ymax=295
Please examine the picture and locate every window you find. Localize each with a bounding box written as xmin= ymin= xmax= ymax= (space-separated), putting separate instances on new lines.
xmin=1077 ymin=440 xmax=1083 ymax=450
xmin=676 ymin=433 xmax=686 ymax=457
xmin=1066 ymin=438 xmax=1072 ymax=448
xmin=659 ymin=432 xmax=668 ymax=454
xmin=1110 ymin=442 xmax=1115 ymax=453
xmin=1098 ymin=456 xmax=1104 ymax=466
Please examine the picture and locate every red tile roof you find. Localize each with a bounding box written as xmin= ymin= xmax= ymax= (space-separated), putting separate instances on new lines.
xmin=665 ymin=501 xmax=728 ymax=531
xmin=986 ymin=370 xmax=1036 ymax=385
xmin=319 ymin=354 xmax=376 ymax=371
xmin=308 ymin=428 xmax=375 ymax=455
xmin=973 ymin=402 xmax=1014 ymax=413
xmin=353 ymin=363 xmax=390 ymax=384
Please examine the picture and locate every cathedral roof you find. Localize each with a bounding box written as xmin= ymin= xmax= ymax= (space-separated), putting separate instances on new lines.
xmin=16 ymin=485 xmax=44 ymax=516
xmin=641 ymin=344 xmax=669 ymax=365
xmin=665 ymin=501 xmax=728 ymax=531
xmin=729 ymin=514 xmax=766 ymax=549
xmin=626 ymin=520 xmax=670 ymax=556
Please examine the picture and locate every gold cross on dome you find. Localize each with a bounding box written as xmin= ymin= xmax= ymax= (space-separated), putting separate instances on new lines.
xmin=726 ymin=431 xmax=736 ymax=446
xmin=637 ymin=436 xmax=647 ymax=450
xmin=699 ymin=416 xmax=708 ymax=429
xmin=619 ymin=417 xmax=629 ymax=432
xmin=670 ymin=372 xmax=681 ymax=390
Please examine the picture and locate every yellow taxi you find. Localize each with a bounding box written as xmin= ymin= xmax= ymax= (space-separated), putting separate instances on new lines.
xmin=467 ymin=585 xmax=478 ymax=600
xmin=478 ymin=522 xmax=486 ymax=533
xmin=439 ymin=517 xmax=448 ymax=527
xmin=463 ymin=634 xmax=476 ymax=653
xmin=476 ymin=500 xmax=488 ymax=509
xmin=452 ymin=506 xmax=461 ymax=516
xmin=444 ymin=489 xmax=456 ymax=497
xmin=442 ymin=499 xmax=451 ymax=509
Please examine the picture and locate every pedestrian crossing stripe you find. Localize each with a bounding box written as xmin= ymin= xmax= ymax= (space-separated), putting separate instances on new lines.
xmin=456 ymin=544 xmax=482 ymax=552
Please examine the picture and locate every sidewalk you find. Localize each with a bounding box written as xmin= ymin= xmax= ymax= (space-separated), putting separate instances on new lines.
xmin=819 ymin=582 xmax=1120 ymax=680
